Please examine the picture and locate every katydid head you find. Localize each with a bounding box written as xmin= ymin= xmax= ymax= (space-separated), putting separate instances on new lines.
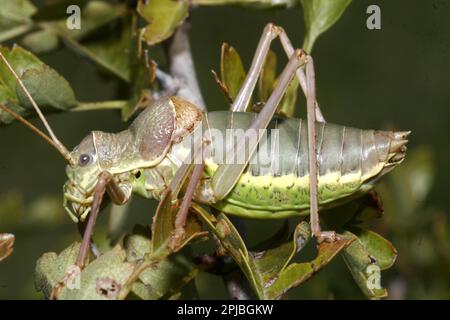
xmin=1 ymin=51 xmax=204 ymax=224
xmin=63 ymin=133 xmax=104 ymax=222
xmin=62 ymin=96 xmax=203 ymax=222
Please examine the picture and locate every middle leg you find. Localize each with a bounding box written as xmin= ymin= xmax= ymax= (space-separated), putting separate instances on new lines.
xmin=231 ymin=23 xmax=325 ymax=123
xmin=212 ymin=49 xmax=308 ymax=200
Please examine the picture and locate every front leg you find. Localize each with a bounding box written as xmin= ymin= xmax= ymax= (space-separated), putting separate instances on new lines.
xmin=76 ymin=171 xmax=131 ymax=267
xmin=51 ymin=172 xmax=131 ymax=299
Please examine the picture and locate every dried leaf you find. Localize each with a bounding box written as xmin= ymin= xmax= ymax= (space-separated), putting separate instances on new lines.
xmin=0 ymin=233 xmax=15 ymax=262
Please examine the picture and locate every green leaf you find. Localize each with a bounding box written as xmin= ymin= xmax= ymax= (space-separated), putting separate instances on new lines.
xmin=124 ymin=226 xmax=153 ymax=263
xmin=0 ymin=46 xmax=78 ymax=124
xmin=121 ymin=35 xmax=157 ymax=121
xmin=66 ymin=22 xmax=132 ymax=82
xmin=108 ymin=202 xmax=132 ymax=242
xmin=194 ymin=205 xmax=352 ymax=299
xmin=348 ymin=227 xmax=397 ymax=270
xmin=300 ymin=0 xmax=352 ymax=52
xmin=0 ymin=233 xmax=14 ymax=262
xmin=137 ymin=0 xmax=189 ymax=46
xmin=265 ymin=236 xmax=353 ymax=299
xmin=35 ymin=242 xmax=83 ymax=298
xmin=151 ymin=190 xmax=206 ymax=261
xmin=258 ymin=50 xmax=276 ymax=103
xmin=18 ymin=65 xmax=77 ymax=109
xmin=0 ymin=0 xmax=36 ymax=36
xmin=61 ymin=246 xmax=137 ymax=300
xmin=132 ymin=255 xmax=198 ymax=300
xmin=0 ymin=45 xmax=42 ymax=123
xmin=220 ymin=43 xmax=246 ymax=101
xmin=0 ymin=0 xmax=35 ymax=43
xmin=191 ymin=0 xmax=297 ymax=8
xmin=257 ymin=50 xmax=298 ymax=117
xmin=51 ymin=1 xmax=126 ymax=41
xmin=151 ymin=163 xmax=208 ymax=260
xmin=21 ymin=29 xmax=59 ymax=54
xmin=277 ymin=77 xmax=299 ymax=118
xmin=36 ymin=243 xmax=137 ymax=300
xmin=0 ymin=45 xmax=42 ymax=92
xmin=124 ymin=230 xmax=198 ymax=300
xmin=252 ymin=221 xmax=311 ymax=283
xmin=36 ymin=227 xmax=199 ymax=300
xmin=194 ymin=207 xmax=259 ymax=294
xmin=151 ymin=190 xmax=178 ymax=258
xmin=33 ymin=0 xmax=89 ymax=21
xmin=341 ymin=229 xmax=395 ymax=299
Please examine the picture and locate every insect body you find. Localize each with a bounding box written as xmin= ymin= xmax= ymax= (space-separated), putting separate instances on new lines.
xmin=0 ymin=23 xmax=410 ymax=266
xmin=63 ymin=96 xmax=408 ymax=222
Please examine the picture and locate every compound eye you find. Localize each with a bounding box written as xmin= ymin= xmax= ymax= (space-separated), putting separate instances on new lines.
xmin=78 ymin=154 xmax=91 ymax=166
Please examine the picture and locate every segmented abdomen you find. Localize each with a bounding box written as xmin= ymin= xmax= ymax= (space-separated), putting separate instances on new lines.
xmin=200 ymin=111 xmax=408 ymax=218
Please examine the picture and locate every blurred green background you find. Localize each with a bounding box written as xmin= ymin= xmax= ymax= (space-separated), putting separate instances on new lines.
xmin=1 ymin=0 xmax=449 ymax=299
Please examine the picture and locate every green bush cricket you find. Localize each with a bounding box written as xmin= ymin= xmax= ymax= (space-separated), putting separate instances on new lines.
xmin=0 ymin=24 xmax=409 ymax=273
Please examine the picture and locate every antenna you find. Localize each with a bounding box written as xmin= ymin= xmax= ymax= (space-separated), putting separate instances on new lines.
xmin=0 ymin=51 xmax=75 ymax=165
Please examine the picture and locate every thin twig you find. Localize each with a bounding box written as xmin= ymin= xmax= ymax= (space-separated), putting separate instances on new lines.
xmin=168 ymin=22 xmax=205 ymax=111
xmin=71 ymin=100 xmax=128 ymax=112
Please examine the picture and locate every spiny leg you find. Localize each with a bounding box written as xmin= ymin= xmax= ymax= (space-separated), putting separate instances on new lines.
xmin=75 ymin=172 xmax=130 ymax=267
xmin=77 ymin=221 xmax=101 ymax=258
xmin=276 ymin=28 xmax=332 ymax=240
xmin=231 ymin=23 xmax=325 ymax=122
xmin=218 ymin=23 xmax=334 ymax=242
xmin=212 ymin=49 xmax=308 ymax=200
xmin=305 ymin=57 xmax=338 ymax=243
xmin=231 ymin=23 xmax=279 ymax=112
xmin=174 ymin=140 xmax=208 ymax=232
xmin=50 ymin=172 xmax=130 ymax=298
xmin=278 ymin=29 xmax=325 ymax=123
